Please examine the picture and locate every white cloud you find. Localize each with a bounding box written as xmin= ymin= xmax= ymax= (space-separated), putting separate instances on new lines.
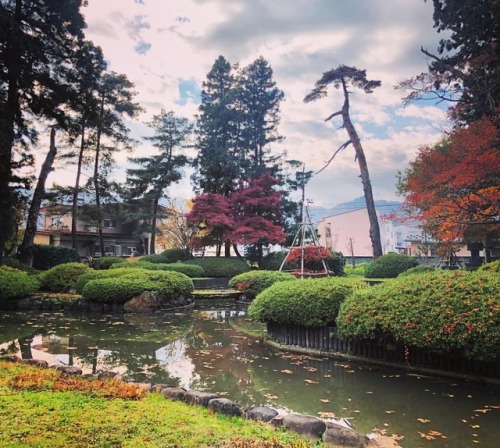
xmin=37 ymin=0 xmax=449 ymax=210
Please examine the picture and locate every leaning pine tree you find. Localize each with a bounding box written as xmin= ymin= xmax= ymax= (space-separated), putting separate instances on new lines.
xmin=304 ymin=65 xmax=383 ymax=258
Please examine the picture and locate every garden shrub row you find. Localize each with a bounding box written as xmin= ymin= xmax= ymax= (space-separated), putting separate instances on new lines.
xmin=186 ymin=257 xmax=250 ymax=278
xmin=248 ymin=277 xmax=368 ymax=327
xmin=228 ymin=270 xmax=297 ymax=300
xmin=74 ymin=267 xmax=148 ymax=294
xmin=82 ymin=270 xmax=194 ymax=303
xmin=94 ymin=256 xmax=127 ymax=270
xmin=32 ymin=245 xmax=79 ymax=270
xmin=337 ymin=270 xmax=500 ymax=360
xmin=109 ymin=261 xmax=204 ymax=278
xmin=0 ymin=268 xmax=40 ymax=302
xmin=140 ymin=248 xmax=192 ymax=264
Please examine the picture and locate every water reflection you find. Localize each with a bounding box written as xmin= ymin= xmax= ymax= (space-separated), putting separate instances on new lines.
xmin=0 ymin=302 xmax=499 ymax=448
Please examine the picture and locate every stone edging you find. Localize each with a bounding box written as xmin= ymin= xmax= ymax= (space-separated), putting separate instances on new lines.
xmin=0 ymin=355 xmax=392 ymax=447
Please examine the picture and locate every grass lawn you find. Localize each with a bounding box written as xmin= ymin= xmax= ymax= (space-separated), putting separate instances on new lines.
xmin=0 ymin=361 xmax=315 ymax=448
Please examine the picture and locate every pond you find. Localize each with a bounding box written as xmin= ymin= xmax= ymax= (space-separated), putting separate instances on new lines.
xmin=0 ymin=300 xmax=498 ymax=448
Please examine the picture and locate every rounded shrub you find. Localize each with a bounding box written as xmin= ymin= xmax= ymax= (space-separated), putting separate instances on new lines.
xmin=82 ymin=270 xmax=194 ymax=303
xmin=32 ymin=244 xmax=79 ymax=270
xmin=39 ymin=262 xmax=90 ymax=293
xmin=478 ymin=260 xmax=500 ymax=273
xmin=398 ymin=265 xmax=437 ymax=277
xmin=364 ymin=253 xmax=419 ymax=278
xmin=0 ymin=269 xmax=40 ymax=302
xmin=109 ymin=261 xmax=204 ymax=278
xmin=140 ymin=248 xmax=192 ymax=264
xmin=228 ymin=270 xmax=297 ymax=300
xmin=95 ymin=256 xmax=126 ymax=270
xmin=74 ymin=267 xmax=148 ymax=294
xmin=186 ymin=257 xmax=250 ymax=278
xmin=248 ymin=277 xmax=368 ymax=327
xmin=337 ymin=271 xmax=500 ymax=360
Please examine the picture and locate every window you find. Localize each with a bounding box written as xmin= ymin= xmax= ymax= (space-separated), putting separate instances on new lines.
xmin=103 ymin=219 xmax=116 ymax=229
xmin=127 ymin=247 xmax=137 ymax=256
xmin=50 ymin=217 xmax=64 ymax=229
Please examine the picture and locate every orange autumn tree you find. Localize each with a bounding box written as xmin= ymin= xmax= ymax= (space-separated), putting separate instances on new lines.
xmin=398 ymin=114 xmax=500 ymax=244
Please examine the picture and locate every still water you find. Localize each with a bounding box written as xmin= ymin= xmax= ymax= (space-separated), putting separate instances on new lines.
xmin=0 ymin=300 xmax=498 ymax=447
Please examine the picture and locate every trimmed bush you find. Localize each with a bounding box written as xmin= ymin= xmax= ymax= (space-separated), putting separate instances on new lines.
xmin=82 ymin=270 xmax=194 ymax=303
xmin=364 ymin=253 xmax=419 ymax=278
xmin=344 ymin=262 xmax=370 ymax=277
xmin=337 ymin=271 xmax=500 ymax=360
xmin=186 ymin=257 xmax=250 ymax=278
xmin=248 ymin=277 xmax=368 ymax=327
xmin=398 ymin=265 xmax=437 ymax=277
xmin=228 ymin=271 xmax=297 ymax=300
xmin=32 ymin=245 xmax=79 ymax=270
xmin=478 ymin=260 xmax=500 ymax=273
xmin=140 ymin=248 xmax=192 ymax=264
xmin=0 ymin=269 xmax=40 ymax=302
xmin=95 ymin=256 xmax=126 ymax=270
xmin=39 ymin=262 xmax=90 ymax=293
xmin=74 ymin=267 xmax=148 ymax=294
xmin=109 ymin=261 xmax=204 ymax=278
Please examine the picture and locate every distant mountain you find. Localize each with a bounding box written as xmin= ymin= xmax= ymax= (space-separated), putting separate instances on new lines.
xmin=308 ymin=197 xmax=402 ymax=223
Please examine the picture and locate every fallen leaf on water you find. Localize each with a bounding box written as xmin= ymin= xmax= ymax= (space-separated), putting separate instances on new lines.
xmin=304 ymin=379 xmax=318 ymax=384
xmin=366 ymin=391 xmax=373 ymax=394
xmin=320 ymin=399 xmax=330 ymax=403
xmin=474 ymin=408 xmax=490 ymax=414
xmin=417 ymin=418 xmax=431 ymax=423
xmin=385 ymin=410 xmax=395 ymax=414
xmin=111 ymin=322 xmax=125 ymax=326
xmin=470 ymin=424 xmax=480 ymax=429
xmin=317 ymin=412 xmax=335 ymax=419
xmin=264 ymin=394 xmax=279 ymax=400
xmin=418 ymin=431 xmax=435 ymax=440
xmin=281 ymin=369 xmax=293 ymax=374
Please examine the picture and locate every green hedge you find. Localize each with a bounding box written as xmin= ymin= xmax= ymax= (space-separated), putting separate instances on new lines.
xmin=0 ymin=269 xmax=40 ymax=302
xmin=248 ymin=277 xmax=368 ymax=327
xmin=398 ymin=265 xmax=436 ymax=277
xmin=39 ymin=262 xmax=90 ymax=293
xmin=109 ymin=261 xmax=204 ymax=278
xmin=32 ymin=245 xmax=79 ymax=270
xmin=364 ymin=253 xmax=419 ymax=278
xmin=186 ymin=257 xmax=250 ymax=278
xmin=337 ymin=271 xmax=500 ymax=360
xmin=95 ymin=256 xmax=127 ymax=270
xmin=82 ymin=270 xmax=194 ymax=303
xmin=228 ymin=271 xmax=297 ymax=300
xmin=478 ymin=260 xmax=500 ymax=273
xmin=74 ymin=267 xmax=148 ymax=294
xmin=140 ymin=248 xmax=192 ymax=264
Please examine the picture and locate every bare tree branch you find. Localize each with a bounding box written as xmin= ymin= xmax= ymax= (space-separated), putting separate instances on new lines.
xmin=315 ymin=140 xmax=351 ymax=175
xmin=324 ymin=111 xmax=342 ymax=122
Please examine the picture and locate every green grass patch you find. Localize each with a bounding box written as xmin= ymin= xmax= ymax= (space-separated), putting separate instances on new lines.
xmin=0 ymin=361 xmax=314 ymax=447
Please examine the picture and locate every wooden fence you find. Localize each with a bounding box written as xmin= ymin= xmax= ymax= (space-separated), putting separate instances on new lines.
xmin=266 ymin=322 xmax=500 ymax=379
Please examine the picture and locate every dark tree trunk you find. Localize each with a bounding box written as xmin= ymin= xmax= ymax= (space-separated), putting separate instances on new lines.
xmin=149 ymin=198 xmax=159 ymax=254
xmin=18 ymin=128 xmax=58 ymax=266
xmin=94 ymin=93 xmax=105 ymax=256
xmin=340 ymin=79 xmax=383 ymax=259
xmin=0 ymin=0 xmax=22 ymax=260
xmin=224 ymin=240 xmax=231 ymax=257
xmin=72 ymin=124 xmax=86 ymax=250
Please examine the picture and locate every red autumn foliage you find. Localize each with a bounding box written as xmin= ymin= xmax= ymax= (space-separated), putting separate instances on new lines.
xmin=186 ymin=173 xmax=286 ymax=249
xmin=287 ymin=245 xmax=332 ymax=265
xmin=400 ymin=114 xmax=500 ymax=241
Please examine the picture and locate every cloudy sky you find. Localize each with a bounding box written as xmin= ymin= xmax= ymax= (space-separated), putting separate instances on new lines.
xmin=50 ymin=0 xmax=450 ymax=209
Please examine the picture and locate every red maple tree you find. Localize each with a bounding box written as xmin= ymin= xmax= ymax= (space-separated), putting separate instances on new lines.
xmin=399 ymin=114 xmax=500 ymax=242
xmin=186 ymin=173 xmax=285 ymax=254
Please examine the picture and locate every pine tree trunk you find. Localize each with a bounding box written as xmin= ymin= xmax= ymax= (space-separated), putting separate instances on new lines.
xmin=341 ymin=79 xmax=383 ymax=259
xmin=72 ymin=124 xmax=86 ymax=250
xmin=94 ymin=93 xmax=105 ymax=256
xmin=149 ymin=197 xmax=158 ymax=254
xmin=18 ymin=128 xmax=58 ymax=266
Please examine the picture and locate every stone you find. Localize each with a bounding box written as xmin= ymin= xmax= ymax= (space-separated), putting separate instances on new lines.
xmin=123 ymin=291 xmax=161 ymax=313
xmin=161 ymin=387 xmax=187 ymax=401
xmin=52 ymin=365 xmax=83 ymax=375
xmin=323 ymin=423 xmax=369 ymax=448
xmin=97 ymin=371 xmax=118 ymax=380
xmin=247 ymin=406 xmax=278 ymax=422
xmin=282 ymin=413 xmax=326 ymax=441
xmin=21 ymin=359 xmax=48 ymax=368
xmin=208 ymin=398 xmax=243 ymax=417
xmin=183 ymin=390 xmax=221 ymax=407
